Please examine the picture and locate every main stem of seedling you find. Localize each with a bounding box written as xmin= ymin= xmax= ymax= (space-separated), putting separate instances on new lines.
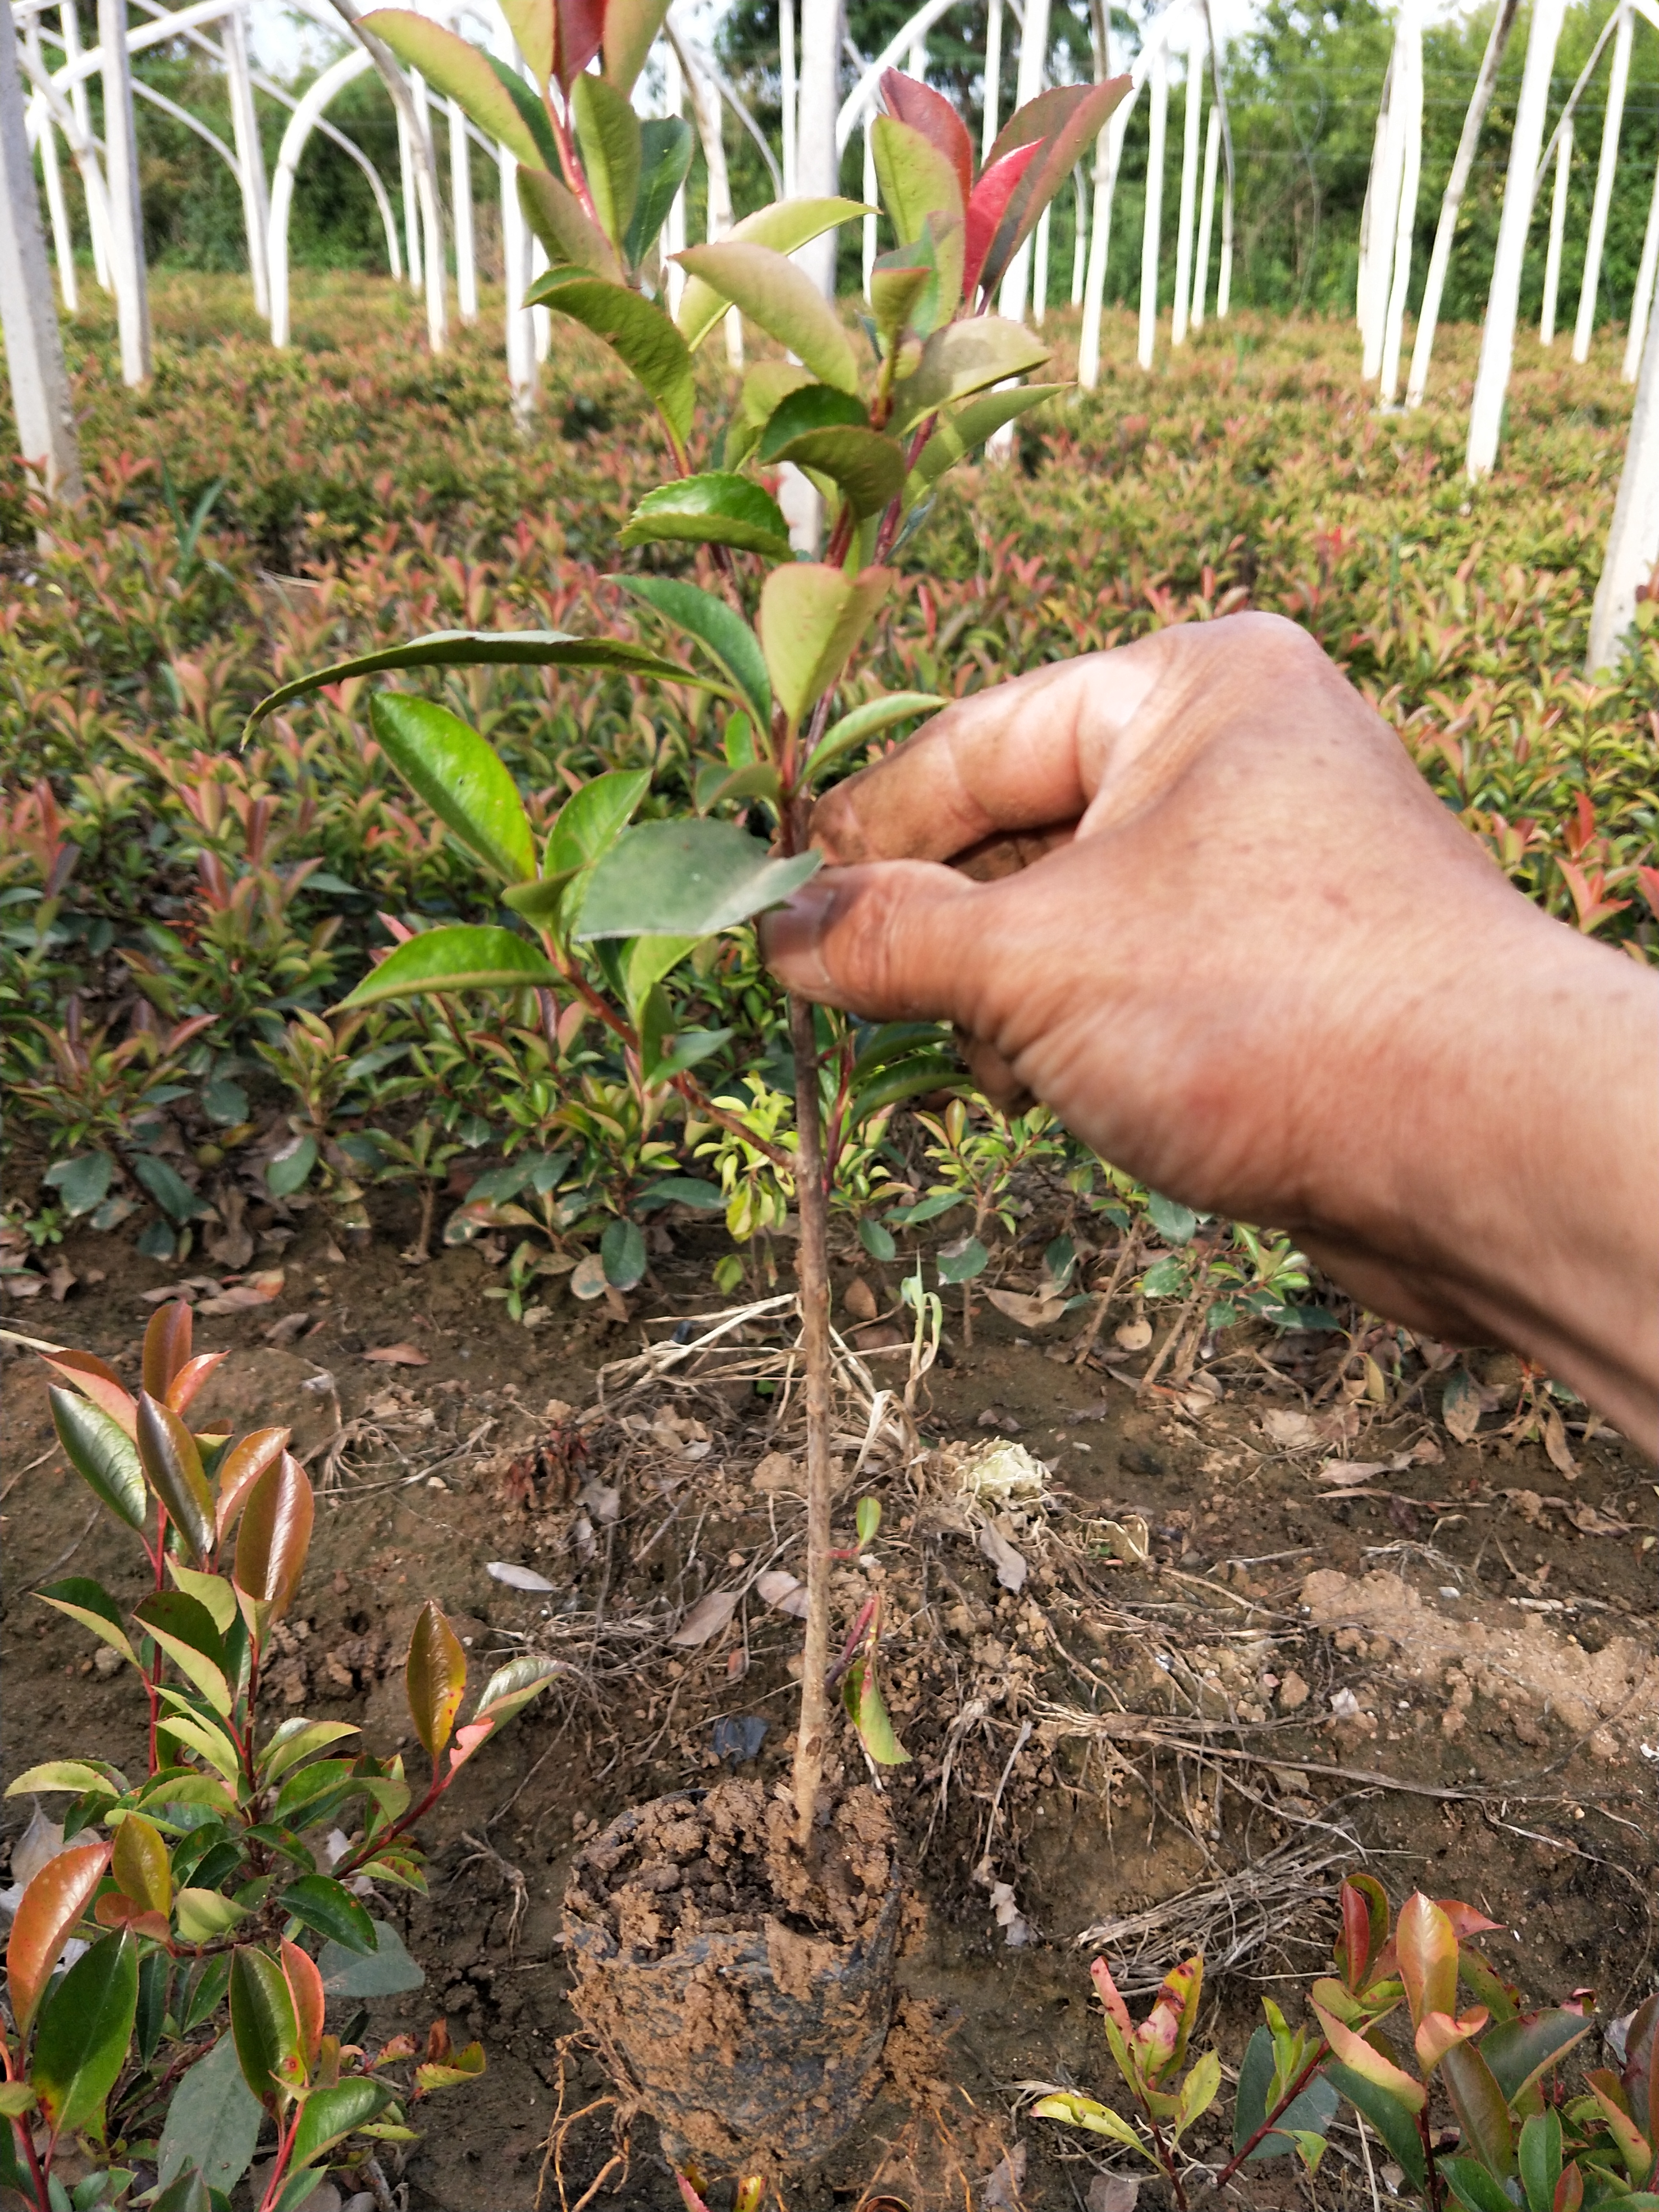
xmin=786 ymin=988 xmax=834 ymax=1855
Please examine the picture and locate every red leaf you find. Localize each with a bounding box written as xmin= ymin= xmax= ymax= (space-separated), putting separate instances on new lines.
xmin=7 ymin=1840 xmax=110 ymax=2033
xmin=553 ymin=0 xmax=603 ymax=87
xmin=880 ymin=68 xmax=973 ymax=212
xmin=974 ymin=79 xmax=1130 ymax=300
xmin=282 ymin=1938 xmax=326 ymax=2071
xmin=167 ymin=1350 xmax=228 ymax=1416
xmin=215 ymin=1426 xmax=292 ymax=1541
xmin=963 ymin=139 xmax=1042 ymax=300
xmin=143 ymin=1298 xmax=193 ymax=1398
xmin=36 ymin=1349 xmax=136 ymax=1436
xmin=234 ymin=1451 xmax=314 ymax=1619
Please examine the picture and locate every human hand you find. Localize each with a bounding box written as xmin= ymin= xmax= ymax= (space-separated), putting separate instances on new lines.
xmin=763 ymin=615 xmax=1659 ymax=1445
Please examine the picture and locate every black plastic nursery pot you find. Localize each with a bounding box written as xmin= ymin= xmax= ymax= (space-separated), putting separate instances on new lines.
xmin=562 ymin=1779 xmax=903 ymax=2170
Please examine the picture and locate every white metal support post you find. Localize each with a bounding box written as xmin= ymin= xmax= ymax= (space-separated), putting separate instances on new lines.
xmin=1467 ymin=0 xmax=1568 ymax=477
xmin=1625 ymin=148 xmax=1659 ymax=380
xmin=24 ymin=18 xmax=76 ymax=309
xmin=998 ymin=0 xmax=1051 ymax=323
xmin=1077 ymin=0 xmax=1120 ymax=388
xmin=1361 ymin=26 xmax=1407 ymax=379
xmin=1070 ymin=163 xmax=1086 ymax=302
xmin=223 ymin=1 xmax=268 ymax=316
xmin=0 ymin=0 xmax=82 ymax=497
xmin=449 ymin=97 xmax=475 ymax=319
xmin=99 ymin=0 xmax=151 ymax=383
xmin=780 ymin=0 xmax=796 ymax=193
xmin=1575 ymin=0 xmax=1632 ymax=361
xmin=1540 ymin=119 xmax=1572 ymax=342
xmin=1171 ymin=26 xmax=1201 ymax=343
xmin=1032 ymin=201 xmax=1050 ymax=323
xmin=1192 ymin=101 xmax=1218 ymax=325
xmin=796 ymin=0 xmax=842 ymax=298
xmin=1588 ymin=272 xmax=1659 ymax=667
xmin=982 ymin=0 xmax=1003 ymax=160
xmin=661 ymin=36 xmax=686 ymax=313
xmin=1138 ymin=38 xmax=1167 ymax=369
xmin=59 ymin=0 xmax=109 ymax=286
xmin=1379 ymin=0 xmax=1421 ymax=404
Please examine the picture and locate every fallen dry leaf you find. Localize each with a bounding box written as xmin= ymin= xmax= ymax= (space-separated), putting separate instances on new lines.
xmin=1441 ymin=1368 xmax=1484 ymax=1444
xmin=1263 ymin=1407 xmax=1358 ymax=1454
xmin=1088 ymin=2176 xmax=1140 ymax=2212
xmin=979 ymin=2143 xmax=1027 ymax=2212
xmin=1317 ymin=1459 xmax=1392 ymax=1487
xmin=569 ymin=1254 xmax=607 ymax=1301
xmin=46 ymin=1260 xmax=75 ymax=1302
xmin=1562 ymin=1499 xmax=1630 ymax=1537
xmin=984 ymin=1286 xmax=1068 ymax=1329
xmin=1 ymin=1272 xmax=44 ymax=1299
xmin=977 ymin=1522 xmax=1028 ymax=1594
xmin=261 ymin=1310 xmax=311 ymax=1346
xmin=755 ymin=1569 xmax=809 ymax=1619
xmin=1541 ymin=1405 xmax=1579 ymax=1479
xmin=487 ymin=1561 xmax=557 ymax=1593
xmin=363 ymin=1343 xmax=428 ymax=1367
xmin=670 ymin=1589 xmax=739 ymax=1647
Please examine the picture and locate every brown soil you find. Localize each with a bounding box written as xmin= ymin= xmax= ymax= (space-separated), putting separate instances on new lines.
xmin=1 ymin=1200 xmax=1655 ymax=2211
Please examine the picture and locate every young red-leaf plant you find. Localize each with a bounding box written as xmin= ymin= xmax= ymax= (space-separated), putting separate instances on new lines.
xmin=0 ymin=1303 xmax=564 ymax=2210
xmin=1033 ymin=1954 xmax=1222 ymax=2209
xmin=240 ymin=36 xmax=1125 ymax=1858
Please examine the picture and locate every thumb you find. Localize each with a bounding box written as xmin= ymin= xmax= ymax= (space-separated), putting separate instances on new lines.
xmin=759 ymin=861 xmax=981 ymax=1021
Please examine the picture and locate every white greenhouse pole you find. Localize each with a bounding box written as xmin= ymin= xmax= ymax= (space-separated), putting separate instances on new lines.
xmin=1467 ymin=0 xmax=1568 ymax=478
xmin=0 ymin=0 xmax=82 ymax=497
xmin=1357 ymin=59 xmax=1391 ymax=347
xmin=1587 ymin=285 xmax=1659 ymax=667
xmin=1138 ymin=38 xmax=1167 ymax=369
xmin=1070 ymin=163 xmax=1086 ymax=302
xmin=1362 ymin=30 xmax=1407 ymax=380
xmin=998 ymin=0 xmax=1052 ymax=323
xmin=780 ymin=0 xmax=797 ymax=193
xmin=672 ymin=22 xmax=742 ymax=360
xmin=982 ymin=0 xmax=1003 ymax=159
xmin=662 ymin=36 xmax=686 ymax=314
xmin=1078 ymin=4 xmax=1129 ymax=390
xmin=449 ymin=97 xmax=475 ymax=319
xmin=17 ymin=27 xmax=120 ymax=296
xmin=268 ymin=46 xmax=378 ymax=344
xmin=410 ymin=65 xmax=445 ymax=338
xmin=1171 ymin=27 xmax=1201 ymax=344
xmin=396 ymin=103 xmax=421 ymax=291
xmin=1624 ymin=148 xmax=1659 ymax=380
xmin=1032 ymin=200 xmax=1050 ymax=323
xmin=1406 ymin=0 xmax=1521 ymax=407
xmin=862 ymin=111 xmax=876 ymax=293
xmin=796 ymin=0 xmax=842 ymax=298
xmin=59 ymin=0 xmax=108 ymax=287
xmin=1203 ymin=0 xmax=1233 ymax=316
xmin=1379 ymin=0 xmax=1421 ymax=405
xmin=99 ymin=0 xmax=152 ymax=384
xmin=1540 ymin=119 xmax=1572 ymax=343
xmin=24 ymin=23 xmax=76 ymax=310
xmin=223 ymin=1 xmax=269 ymax=317
xmin=1575 ymin=1 xmax=1632 ymax=361
xmin=498 ymin=132 xmax=535 ymax=419
xmin=1192 ymin=100 xmax=1219 ymax=326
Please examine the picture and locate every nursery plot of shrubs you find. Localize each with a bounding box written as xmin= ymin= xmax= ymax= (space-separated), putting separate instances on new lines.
xmin=0 ymin=277 xmax=1656 ymax=2211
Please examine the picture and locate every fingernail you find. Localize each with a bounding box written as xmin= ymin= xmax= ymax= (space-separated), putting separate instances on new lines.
xmin=759 ymin=878 xmax=836 ymax=982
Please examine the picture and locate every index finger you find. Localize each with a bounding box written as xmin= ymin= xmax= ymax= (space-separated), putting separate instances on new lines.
xmin=807 ymin=633 xmax=1169 ymax=866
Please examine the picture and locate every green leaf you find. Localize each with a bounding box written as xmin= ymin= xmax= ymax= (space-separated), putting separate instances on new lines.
xmin=245 ymin=629 xmax=697 ymax=738
xmin=571 ymin=72 xmax=640 ymax=247
xmin=674 ymin=242 xmax=859 ymax=393
xmin=576 ymin=820 xmax=820 ymax=939
xmin=48 ymin=1388 xmax=146 ymax=1531
xmin=907 ymin=384 xmax=1069 ymax=499
xmin=757 ymin=563 xmax=893 ymax=730
xmin=842 ymin=1653 xmax=909 ymax=1764
xmin=624 ymin=932 xmax=697 ymax=1014
xmin=1322 ymin=2063 xmax=1426 ymax=2188
xmin=638 ymin=1175 xmax=727 ymax=1213
xmin=6 ymin=1760 xmax=121 ymax=1798
xmin=619 ymin=472 xmax=792 ymax=562
xmin=1250 ymin=2073 xmax=1338 ymax=2161
xmin=601 ymin=0 xmax=670 ymax=90
xmin=281 ymin=1875 xmax=378 ymax=1955
xmin=1175 ymin=2049 xmax=1223 ymax=2138
xmin=369 ymin=694 xmax=534 ymax=883
xmin=486 ymin=56 xmax=559 ymax=167
xmin=856 ymin=1497 xmax=881 ymax=1545
xmin=1235 ymin=2026 xmax=1274 ymax=2150
xmin=938 ymin=1236 xmax=987 ymax=1284
xmin=766 ymin=427 xmax=906 ymax=520
xmin=493 ymin=0 xmax=552 ymax=92
xmin=1518 ymin=2111 xmax=1563 ymax=2212
xmin=870 ymin=116 xmax=964 ymax=318
xmin=756 ymin=383 xmax=868 ymax=457
xmin=267 ymin=1135 xmax=317 ymax=1197
xmin=517 ymin=165 xmax=621 ymax=281
xmin=358 ymin=12 xmax=544 ymax=168
xmin=291 ymin=2079 xmax=393 ymax=2170
xmin=338 ymin=926 xmax=557 ymax=1010
xmin=601 ymin=1219 xmax=647 ymax=1291
xmin=525 ymin=273 xmax=696 ymax=445
xmin=1481 ymin=2011 xmax=1595 ymax=2109
xmin=471 ymin=1653 xmax=565 ymax=1727
xmin=1442 ymin=2041 xmax=1516 ymax=2178
xmin=1031 ymin=2092 xmax=1144 ymax=2150
xmin=869 ymin=247 xmax=936 ymax=350
xmin=859 ymin=1218 xmax=896 ymax=1263
xmin=167 ymin=1562 xmax=239 ymax=1634
xmin=615 ymin=578 xmax=771 ymax=729
xmin=544 ymin=767 xmax=653 ymax=880
xmin=135 ymin=1395 xmax=215 ymax=1562
xmin=317 ymin=1919 xmax=424 ymax=1999
xmin=624 ymin=116 xmax=694 ymax=264
xmin=1147 ymin=1190 xmax=1199 ymax=1245
xmin=890 ymin=315 xmax=1052 ymax=432
xmin=259 ymin=1721 xmax=361 ymax=1784
xmin=43 ymin=1151 xmax=115 ymax=1217
xmin=1442 ymin=2159 xmax=1520 ymax=2212
xmin=33 ymin=1933 xmax=138 ymax=2143
xmin=675 ymin=197 xmax=868 ymax=349
xmin=132 ymin=1152 xmax=204 ymax=1224
xmin=229 ymin=1947 xmax=302 ymax=2103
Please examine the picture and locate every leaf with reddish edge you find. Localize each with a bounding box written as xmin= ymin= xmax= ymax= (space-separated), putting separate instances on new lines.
xmin=1416 ymin=2007 xmax=1490 ymax=2073
xmin=1335 ymin=1873 xmax=1391 ymax=1993
xmin=1310 ymin=2001 xmax=1427 ymax=2111
xmin=962 ymin=139 xmax=1041 ymax=299
xmin=92 ymin=1896 xmax=170 ymax=1940
xmin=495 ymin=0 xmax=552 ymax=86
xmin=1625 ymin=1994 xmax=1659 ymax=2154
xmin=1437 ymin=1899 xmax=1506 ymax=1943
xmin=37 ymin=1348 xmax=135 ymax=1434
xmin=879 ymin=67 xmax=972 ymax=212
xmin=447 ymin=1719 xmax=494 ymax=1775
xmin=975 ymin=79 xmax=1130 ymax=301
xmin=143 ymin=1298 xmax=192 ymax=1398
xmin=229 ymin=1946 xmax=303 ymax=2108
xmin=165 ymin=1350 xmax=227 ymax=1417
xmin=1552 ymin=2164 xmax=1583 ymax=2212
xmin=48 ymin=1389 xmax=146 ymax=1533
xmin=234 ymin=1453 xmax=314 ymax=1623
xmin=215 ymin=1427 xmax=291 ymax=1540
xmin=406 ymin=1600 xmax=467 ymax=1760
xmin=1442 ymin=2039 xmax=1516 ymax=2177
xmin=1138 ymin=1955 xmax=1203 ymax=2085
xmin=1090 ymin=1955 xmax=1134 ymax=2037
xmin=135 ymin=1393 xmax=215 ymax=1562
xmin=7 ymin=1839 xmax=110 ymax=2034
xmin=360 ymin=11 xmax=547 ymax=168
xmin=111 ymin=1812 xmax=171 ymax=1914
xmin=553 ymin=0 xmax=603 ymax=89
xmin=281 ymin=1939 xmax=325 ymax=2072
xmin=675 ymin=2174 xmax=714 ymax=2212
xmin=1397 ymin=1892 xmax=1459 ymax=2031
